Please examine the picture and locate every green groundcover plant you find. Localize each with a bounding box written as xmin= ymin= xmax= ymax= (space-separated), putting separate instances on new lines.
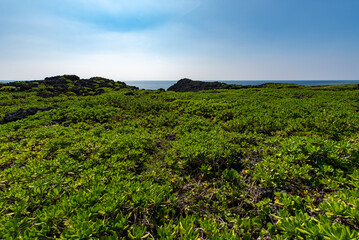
xmin=0 ymin=78 xmax=358 ymax=239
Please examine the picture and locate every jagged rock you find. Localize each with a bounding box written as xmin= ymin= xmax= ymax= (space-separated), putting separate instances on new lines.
xmin=247 ymin=157 xmax=263 ymax=167
xmin=45 ymin=75 xmax=80 ymax=82
xmin=0 ymin=75 xmax=138 ymax=97
xmin=257 ymin=186 xmax=292 ymax=199
xmin=167 ymin=78 xmax=241 ymax=92
xmin=1 ymin=107 xmax=53 ymax=124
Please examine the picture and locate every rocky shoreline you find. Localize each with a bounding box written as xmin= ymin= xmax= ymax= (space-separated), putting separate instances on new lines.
xmin=1 ymin=76 xmax=358 ymax=96
xmin=0 ymin=75 xmax=138 ymax=97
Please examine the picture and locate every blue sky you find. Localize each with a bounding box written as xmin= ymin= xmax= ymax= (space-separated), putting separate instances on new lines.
xmin=0 ymin=0 xmax=358 ymax=80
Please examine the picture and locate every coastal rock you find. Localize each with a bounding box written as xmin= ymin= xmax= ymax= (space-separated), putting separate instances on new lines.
xmin=1 ymin=107 xmax=53 ymax=124
xmin=256 ymin=186 xmax=292 ymax=199
xmin=0 ymin=75 xmax=138 ymax=97
xmin=167 ymin=78 xmax=241 ymax=92
xmin=45 ymin=75 xmax=80 ymax=82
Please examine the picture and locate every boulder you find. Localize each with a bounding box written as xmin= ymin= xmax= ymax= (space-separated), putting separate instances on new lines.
xmin=1 ymin=107 xmax=53 ymax=124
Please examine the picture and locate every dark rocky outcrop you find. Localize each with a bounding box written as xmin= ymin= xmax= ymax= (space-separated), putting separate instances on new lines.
xmin=45 ymin=75 xmax=80 ymax=82
xmin=0 ymin=75 xmax=138 ymax=97
xmin=293 ymin=95 xmax=310 ymax=99
xmin=256 ymin=185 xmax=293 ymax=199
xmin=167 ymin=78 xmax=242 ymax=92
xmin=1 ymin=107 xmax=53 ymax=124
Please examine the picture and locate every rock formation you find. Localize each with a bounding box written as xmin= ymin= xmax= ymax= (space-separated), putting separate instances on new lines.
xmin=0 ymin=75 xmax=138 ymax=97
xmin=167 ymin=78 xmax=241 ymax=92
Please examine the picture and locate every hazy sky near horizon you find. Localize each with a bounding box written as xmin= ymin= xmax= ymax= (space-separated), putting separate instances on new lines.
xmin=0 ymin=0 xmax=358 ymax=80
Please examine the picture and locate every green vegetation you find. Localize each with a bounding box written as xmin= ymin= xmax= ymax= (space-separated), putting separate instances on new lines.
xmin=1 ymin=79 xmax=359 ymax=239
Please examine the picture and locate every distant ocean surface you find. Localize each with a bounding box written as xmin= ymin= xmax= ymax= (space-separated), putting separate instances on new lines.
xmin=1 ymin=80 xmax=359 ymax=90
xmin=123 ymin=80 xmax=359 ymax=90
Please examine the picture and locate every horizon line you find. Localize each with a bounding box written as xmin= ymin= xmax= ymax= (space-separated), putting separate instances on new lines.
xmin=1 ymin=79 xmax=359 ymax=82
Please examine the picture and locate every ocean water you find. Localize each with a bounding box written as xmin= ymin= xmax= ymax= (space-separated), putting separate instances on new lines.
xmin=2 ymin=80 xmax=359 ymax=90
xmin=124 ymin=80 xmax=359 ymax=90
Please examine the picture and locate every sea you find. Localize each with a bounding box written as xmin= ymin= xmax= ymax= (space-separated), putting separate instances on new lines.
xmin=1 ymin=80 xmax=359 ymax=90
xmin=123 ymin=80 xmax=359 ymax=90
